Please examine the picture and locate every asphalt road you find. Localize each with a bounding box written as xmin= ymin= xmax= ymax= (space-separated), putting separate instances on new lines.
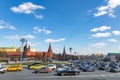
xmin=0 ymin=69 xmax=120 ymax=80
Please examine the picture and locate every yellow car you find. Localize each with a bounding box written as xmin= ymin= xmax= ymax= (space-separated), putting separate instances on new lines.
xmin=29 ymin=64 xmax=45 ymax=70
xmin=7 ymin=65 xmax=23 ymax=71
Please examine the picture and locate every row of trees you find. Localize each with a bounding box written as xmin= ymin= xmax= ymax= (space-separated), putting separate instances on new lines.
xmin=53 ymin=52 xmax=105 ymax=61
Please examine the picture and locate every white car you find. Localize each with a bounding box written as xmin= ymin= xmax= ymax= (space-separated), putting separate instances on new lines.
xmin=0 ymin=67 xmax=6 ymax=73
xmin=47 ymin=64 xmax=56 ymax=70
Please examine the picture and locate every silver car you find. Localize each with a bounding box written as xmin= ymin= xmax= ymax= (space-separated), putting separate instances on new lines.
xmin=0 ymin=67 xmax=6 ymax=73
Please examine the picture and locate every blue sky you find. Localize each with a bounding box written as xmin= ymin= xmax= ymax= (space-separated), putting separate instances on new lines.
xmin=0 ymin=0 xmax=120 ymax=55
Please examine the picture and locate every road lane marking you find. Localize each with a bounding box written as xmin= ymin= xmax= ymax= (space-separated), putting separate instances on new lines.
xmin=23 ymin=74 xmax=120 ymax=79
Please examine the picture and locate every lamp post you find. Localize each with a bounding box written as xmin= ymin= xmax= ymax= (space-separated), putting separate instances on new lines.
xmin=20 ymin=38 xmax=26 ymax=61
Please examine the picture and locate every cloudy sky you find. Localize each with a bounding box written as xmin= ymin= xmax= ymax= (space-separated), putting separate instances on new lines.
xmin=0 ymin=0 xmax=120 ymax=55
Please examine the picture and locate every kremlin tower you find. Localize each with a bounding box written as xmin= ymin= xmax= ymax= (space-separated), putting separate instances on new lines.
xmin=62 ymin=46 xmax=67 ymax=61
xmin=47 ymin=43 xmax=53 ymax=59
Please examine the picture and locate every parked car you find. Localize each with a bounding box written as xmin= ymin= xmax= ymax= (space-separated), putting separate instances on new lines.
xmin=0 ymin=64 xmax=6 ymax=73
xmin=99 ymin=62 xmax=109 ymax=70
xmin=0 ymin=67 xmax=6 ymax=73
xmin=109 ymin=62 xmax=120 ymax=67
xmin=47 ymin=64 xmax=56 ymax=70
xmin=7 ymin=65 xmax=23 ymax=71
xmin=29 ymin=64 xmax=45 ymax=70
xmin=34 ymin=67 xmax=52 ymax=73
xmin=82 ymin=66 xmax=95 ymax=72
xmin=57 ymin=67 xmax=80 ymax=76
xmin=57 ymin=64 xmax=65 ymax=68
xmin=28 ymin=62 xmax=41 ymax=69
xmin=109 ymin=66 xmax=120 ymax=72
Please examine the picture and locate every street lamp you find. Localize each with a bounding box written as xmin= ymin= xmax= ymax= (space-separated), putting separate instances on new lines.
xmin=20 ymin=38 xmax=26 ymax=61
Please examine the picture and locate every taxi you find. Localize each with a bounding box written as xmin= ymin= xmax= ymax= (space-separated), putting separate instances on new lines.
xmin=29 ymin=64 xmax=45 ymax=70
xmin=7 ymin=65 xmax=23 ymax=71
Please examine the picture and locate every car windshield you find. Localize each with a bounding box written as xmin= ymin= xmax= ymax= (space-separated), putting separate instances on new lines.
xmin=33 ymin=64 xmax=41 ymax=66
xmin=9 ymin=66 xmax=20 ymax=68
xmin=0 ymin=67 xmax=4 ymax=69
xmin=64 ymin=67 xmax=71 ymax=71
xmin=71 ymin=68 xmax=78 ymax=71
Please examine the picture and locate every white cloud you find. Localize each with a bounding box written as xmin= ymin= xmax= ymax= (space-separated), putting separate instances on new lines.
xmin=4 ymin=35 xmax=35 ymax=40
xmin=92 ymin=32 xmax=111 ymax=38
xmin=112 ymin=30 xmax=120 ymax=35
xmin=33 ymin=27 xmax=51 ymax=34
xmin=0 ymin=20 xmax=4 ymax=24
xmin=0 ymin=20 xmax=16 ymax=30
xmin=90 ymin=42 xmax=106 ymax=48
xmin=87 ymin=10 xmax=92 ymax=15
xmin=34 ymin=14 xmax=43 ymax=20
xmin=44 ymin=38 xmax=65 ymax=43
xmin=4 ymin=35 xmax=19 ymax=39
xmin=108 ymin=39 xmax=117 ymax=42
xmin=11 ymin=2 xmax=45 ymax=19
xmin=11 ymin=2 xmax=45 ymax=14
xmin=22 ymin=35 xmax=35 ymax=39
xmin=91 ymin=26 xmax=111 ymax=32
xmin=94 ymin=0 xmax=120 ymax=17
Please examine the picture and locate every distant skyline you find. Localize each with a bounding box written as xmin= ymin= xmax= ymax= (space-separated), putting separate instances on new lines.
xmin=0 ymin=0 xmax=120 ymax=55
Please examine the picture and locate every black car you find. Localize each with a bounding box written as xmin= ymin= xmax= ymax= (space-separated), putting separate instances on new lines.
xmin=109 ymin=66 xmax=120 ymax=72
xmin=28 ymin=62 xmax=41 ymax=70
xmin=82 ymin=66 xmax=95 ymax=72
xmin=57 ymin=67 xmax=80 ymax=76
xmin=99 ymin=63 xmax=109 ymax=70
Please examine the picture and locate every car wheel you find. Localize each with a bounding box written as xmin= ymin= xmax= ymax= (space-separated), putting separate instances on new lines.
xmin=4 ymin=70 xmax=6 ymax=73
xmin=75 ymin=72 xmax=78 ymax=75
xmin=52 ymin=68 xmax=55 ymax=71
xmin=37 ymin=71 xmax=39 ymax=74
xmin=48 ymin=71 xmax=51 ymax=73
xmin=61 ymin=73 xmax=64 ymax=76
xmin=16 ymin=69 xmax=19 ymax=71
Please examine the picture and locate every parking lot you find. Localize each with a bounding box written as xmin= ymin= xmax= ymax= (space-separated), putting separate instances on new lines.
xmin=1 ymin=68 xmax=120 ymax=80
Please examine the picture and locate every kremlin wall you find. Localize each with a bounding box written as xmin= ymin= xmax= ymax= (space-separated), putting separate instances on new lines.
xmin=0 ymin=43 xmax=53 ymax=61
xmin=0 ymin=42 xmax=109 ymax=62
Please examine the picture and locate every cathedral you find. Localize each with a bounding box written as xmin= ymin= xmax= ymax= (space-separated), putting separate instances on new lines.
xmin=0 ymin=43 xmax=53 ymax=61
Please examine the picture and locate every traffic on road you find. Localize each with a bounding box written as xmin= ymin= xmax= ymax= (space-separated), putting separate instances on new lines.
xmin=1 ymin=60 xmax=120 ymax=80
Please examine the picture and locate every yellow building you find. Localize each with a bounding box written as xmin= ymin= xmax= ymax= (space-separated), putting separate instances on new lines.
xmin=0 ymin=47 xmax=21 ymax=61
xmin=0 ymin=47 xmax=17 ymax=52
